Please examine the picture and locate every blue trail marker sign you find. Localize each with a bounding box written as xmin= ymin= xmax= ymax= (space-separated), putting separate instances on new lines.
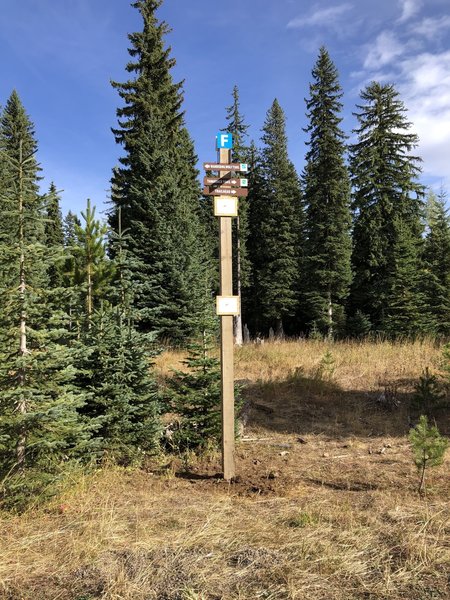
xmin=216 ymin=132 xmax=233 ymax=149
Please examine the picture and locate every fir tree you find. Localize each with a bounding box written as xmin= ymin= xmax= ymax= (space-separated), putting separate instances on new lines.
xmin=381 ymin=217 xmax=427 ymax=336
xmin=421 ymin=188 xmax=450 ymax=336
xmin=246 ymin=141 xmax=269 ymax=335
xmin=164 ymin=293 xmax=221 ymax=453
xmin=76 ymin=215 xmax=160 ymax=462
xmin=255 ymin=100 xmax=301 ymax=336
xmin=0 ymin=91 xmax=44 ymax=289
xmin=109 ymin=0 xmax=206 ymax=343
xmin=223 ymin=85 xmax=250 ymax=344
xmin=0 ymin=94 xmax=92 ymax=507
xmin=76 ymin=303 xmax=160 ymax=462
xmin=302 ymin=47 xmax=352 ymax=338
xmin=63 ymin=210 xmax=81 ymax=247
xmin=349 ymin=82 xmax=424 ymax=334
xmin=44 ymin=183 xmax=64 ymax=288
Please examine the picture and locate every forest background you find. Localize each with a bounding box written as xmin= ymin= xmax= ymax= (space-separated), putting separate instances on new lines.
xmin=0 ymin=0 xmax=449 ymax=509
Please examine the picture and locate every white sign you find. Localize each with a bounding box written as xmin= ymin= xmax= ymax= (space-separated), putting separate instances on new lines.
xmin=214 ymin=196 xmax=238 ymax=217
xmin=216 ymin=295 xmax=240 ymax=316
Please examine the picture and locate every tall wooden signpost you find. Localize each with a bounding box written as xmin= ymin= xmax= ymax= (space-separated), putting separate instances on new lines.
xmin=203 ymin=133 xmax=248 ymax=481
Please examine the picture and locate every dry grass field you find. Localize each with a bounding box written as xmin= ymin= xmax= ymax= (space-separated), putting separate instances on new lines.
xmin=1 ymin=340 xmax=449 ymax=600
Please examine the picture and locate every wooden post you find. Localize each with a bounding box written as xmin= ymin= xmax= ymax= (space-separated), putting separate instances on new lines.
xmin=219 ymin=147 xmax=235 ymax=480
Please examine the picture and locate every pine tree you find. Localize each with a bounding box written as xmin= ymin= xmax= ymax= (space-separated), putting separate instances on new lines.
xmin=109 ymin=0 xmax=206 ymax=343
xmin=223 ymin=85 xmax=250 ymax=344
xmin=254 ymin=100 xmax=301 ymax=336
xmin=421 ymin=188 xmax=450 ymax=336
xmin=302 ymin=47 xmax=352 ymax=338
xmin=73 ymin=199 xmax=114 ymax=324
xmin=349 ymin=82 xmax=424 ymax=334
xmin=409 ymin=415 xmax=448 ymax=494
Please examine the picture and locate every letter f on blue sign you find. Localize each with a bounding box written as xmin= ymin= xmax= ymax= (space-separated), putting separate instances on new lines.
xmin=216 ymin=132 xmax=233 ymax=149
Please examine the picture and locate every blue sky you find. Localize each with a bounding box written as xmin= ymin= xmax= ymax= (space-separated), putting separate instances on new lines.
xmin=0 ymin=0 xmax=449 ymax=216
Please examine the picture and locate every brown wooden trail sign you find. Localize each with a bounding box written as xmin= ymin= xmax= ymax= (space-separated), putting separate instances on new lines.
xmin=203 ymin=186 xmax=248 ymax=197
xmin=203 ymin=162 xmax=248 ymax=172
xmin=204 ymin=176 xmax=246 ymax=187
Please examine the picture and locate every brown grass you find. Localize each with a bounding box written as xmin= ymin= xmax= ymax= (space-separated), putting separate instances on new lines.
xmin=1 ymin=339 xmax=449 ymax=600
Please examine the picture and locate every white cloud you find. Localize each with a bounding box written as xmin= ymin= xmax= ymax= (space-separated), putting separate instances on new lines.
xmin=359 ymin=37 xmax=450 ymax=185
xmin=363 ymin=31 xmax=405 ymax=70
xmin=287 ymin=3 xmax=352 ymax=28
xmin=410 ymin=15 xmax=450 ymax=39
xmin=396 ymin=51 xmax=450 ymax=181
xmin=398 ymin=0 xmax=422 ymax=23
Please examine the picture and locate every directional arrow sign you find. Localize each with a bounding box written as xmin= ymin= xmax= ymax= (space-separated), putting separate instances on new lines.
xmin=204 ymin=176 xmax=247 ymax=187
xmin=203 ymin=186 xmax=249 ymax=197
xmin=203 ymin=162 xmax=248 ymax=173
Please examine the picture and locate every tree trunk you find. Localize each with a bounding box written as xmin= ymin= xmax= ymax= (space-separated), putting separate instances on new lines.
xmin=87 ymin=260 xmax=93 ymax=320
xmin=16 ymin=140 xmax=28 ymax=470
xmin=419 ymin=452 xmax=426 ymax=494
xmin=275 ymin=318 xmax=284 ymax=340
xmin=327 ymin=290 xmax=333 ymax=341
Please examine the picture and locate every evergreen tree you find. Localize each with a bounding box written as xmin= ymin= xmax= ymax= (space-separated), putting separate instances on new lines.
xmin=0 ymin=94 xmax=91 ymax=507
xmin=0 ymin=91 xmax=44 ymax=289
xmin=63 ymin=210 xmax=81 ymax=247
xmin=164 ymin=331 xmax=221 ymax=454
xmin=349 ymin=82 xmax=424 ymax=334
xmin=223 ymin=85 xmax=250 ymax=344
xmin=109 ymin=0 xmax=206 ymax=343
xmin=412 ymin=367 xmax=446 ymax=419
xmin=164 ymin=292 xmax=221 ymax=453
xmin=381 ymin=217 xmax=427 ymax=336
xmin=302 ymin=47 xmax=352 ymax=338
xmin=73 ymin=199 xmax=113 ymax=324
xmin=254 ymin=99 xmax=301 ymax=336
xmin=60 ymin=210 xmax=82 ymax=336
xmin=421 ymin=188 xmax=450 ymax=336
xmin=44 ymin=183 xmax=64 ymax=288
xmin=73 ymin=210 xmax=160 ymax=462
xmin=409 ymin=415 xmax=448 ymax=494
xmin=76 ymin=303 xmax=160 ymax=462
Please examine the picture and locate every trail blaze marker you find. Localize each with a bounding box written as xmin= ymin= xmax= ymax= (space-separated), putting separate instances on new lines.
xmin=216 ymin=132 xmax=233 ymax=149
xmin=203 ymin=132 xmax=252 ymax=481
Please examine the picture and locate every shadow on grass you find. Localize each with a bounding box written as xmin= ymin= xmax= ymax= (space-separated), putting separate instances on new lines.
xmin=175 ymin=471 xmax=222 ymax=481
xmin=240 ymin=373 xmax=450 ymax=438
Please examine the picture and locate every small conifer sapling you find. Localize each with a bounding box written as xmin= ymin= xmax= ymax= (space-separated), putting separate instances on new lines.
xmin=409 ymin=415 xmax=448 ymax=494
